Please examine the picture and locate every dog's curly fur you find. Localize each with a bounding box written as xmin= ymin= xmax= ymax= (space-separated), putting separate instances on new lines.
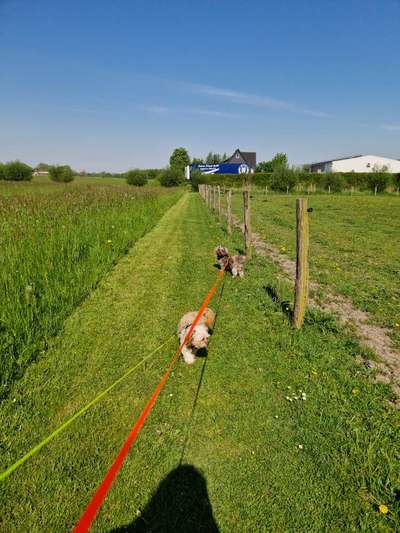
xmin=215 ymin=245 xmax=246 ymax=278
xmin=177 ymin=308 xmax=215 ymax=364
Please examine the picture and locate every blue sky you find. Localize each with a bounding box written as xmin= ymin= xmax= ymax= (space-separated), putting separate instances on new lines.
xmin=1 ymin=0 xmax=399 ymax=171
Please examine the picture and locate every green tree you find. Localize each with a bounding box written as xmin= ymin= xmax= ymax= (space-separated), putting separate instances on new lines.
xmin=271 ymin=165 xmax=297 ymax=192
xmin=159 ymin=168 xmax=184 ymax=187
xmin=0 ymin=163 xmax=5 ymax=180
xmin=49 ymin=165 xmax=75 ymax=183
xmin=367 ymin=166 xmax=390 ymax=193
xmin=36 ymin=162 xmax=51 ymax=171
xmin=191 ymin=157 xmax=204 ymax=165
xmin=323 ymin=172 xmax=346 ymax=192
xmin=256 ymin=153 xmax=288 ymax=173
xmin=147 ymin=169 xmax=162 ymax=180
xmin=393 ymin=173 xmax=400 ymax=191
xmin=169 ymin=147 xmax=190 ymax=175
xmin=126 ymin=169 xmax=147 ymax=186
xmin=205 ymin=152 xmax=223 ymax=164
xmin=4 ymin=161 xmax=33 ymax=181
xmin=205 ymin=152 xmax=214 ymax=164
xmin=271 ymin=152 xmax=288 ymax=170
xmin=256 ymin=160 xmax=274 ymax=172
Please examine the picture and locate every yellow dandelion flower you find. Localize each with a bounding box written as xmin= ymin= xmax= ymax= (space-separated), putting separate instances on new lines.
xmin=379 ymin=504 xmax=388 ymax=514
xmin=352 ymin=388 xmax=360 ymax=396
xmin=107 ymin=239 xmax=112 ymax=244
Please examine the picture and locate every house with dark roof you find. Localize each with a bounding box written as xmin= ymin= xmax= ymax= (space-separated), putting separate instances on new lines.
xmin=189 ymin=148 xmax=257 ymax=176
xmin=224 ymin=149 xmax=257 ymax=173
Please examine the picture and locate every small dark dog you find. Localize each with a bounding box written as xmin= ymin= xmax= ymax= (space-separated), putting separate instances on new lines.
xmin=215 ymin=245 xmax=246 ymax=278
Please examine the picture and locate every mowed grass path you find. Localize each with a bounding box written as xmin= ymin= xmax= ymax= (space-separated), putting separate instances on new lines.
xmin=1 ymin=193 xmax=399 ymax=532
xmin=232 ymin=192 xmax=400 ymax=346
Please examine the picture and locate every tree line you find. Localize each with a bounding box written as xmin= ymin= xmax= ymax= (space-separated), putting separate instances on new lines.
xmin=0 ymin=161 xmax=75 ymax=183
xmin=4 ymin=149 xmax=398 ymax=192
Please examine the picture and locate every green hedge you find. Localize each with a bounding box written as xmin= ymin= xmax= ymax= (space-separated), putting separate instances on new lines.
xmin=159 ymin=168 xmax=184 ymax=187
xmin=3 ymin=161 xmax=33 ymax=181
xmin=49 ymin=165 xmax=75 ymax=183
xmin=192 ymin=171 xmax=400 ymax=192
xmin=126 ymin=169 xmax=147 ymax=186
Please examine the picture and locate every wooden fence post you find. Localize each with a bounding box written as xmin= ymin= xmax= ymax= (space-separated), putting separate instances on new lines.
xmin=227 ymin=189 xmax=232 ymax=236
xmin=243 ymin=188 xmax=251 ymax=257
xmin=293 ymin=198 xmax=310 ymax=329
xmin=218 ymin=186 xmax=221 ymax=219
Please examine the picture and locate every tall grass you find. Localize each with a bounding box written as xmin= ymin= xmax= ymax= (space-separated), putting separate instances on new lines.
xmin=0 ymin=185 xmax=181 ymax=396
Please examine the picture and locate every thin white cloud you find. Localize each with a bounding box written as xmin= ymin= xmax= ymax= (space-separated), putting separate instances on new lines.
xmin=188 ymin=82 xmax=334 ymax=119
xmin=139 ymin=104 xmax=243 ymax=119
xmin=139 ymin=105 xmax=171 ymax=114
xmin=381 ymin=124 xmax=400 ymax=131
xmin=183 ymin=107 xmax=244 ymax=119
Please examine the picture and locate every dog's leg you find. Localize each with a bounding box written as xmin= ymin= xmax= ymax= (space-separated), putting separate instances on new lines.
xmin=182 ymin=345 xmax=196 ymax=364
xmin=180 ymin=331 xmax=196 ymax=364
xmin=231 ymin=266 xmax=238 ymax=277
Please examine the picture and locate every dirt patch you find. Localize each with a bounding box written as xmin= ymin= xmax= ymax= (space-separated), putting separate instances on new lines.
xmin=233 ymin=218 xmax=400 ymax=401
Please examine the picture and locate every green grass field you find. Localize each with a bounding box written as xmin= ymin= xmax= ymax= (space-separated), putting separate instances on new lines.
xmin=0 ymin=184 xmax=181 ymax=396
xmin=1 ymin=191 xmax=399 ymax=532
xmin=232 ymin=191 xmax=400 ymax=348
xmin=0 ymin=175 xmax=128 ymax=196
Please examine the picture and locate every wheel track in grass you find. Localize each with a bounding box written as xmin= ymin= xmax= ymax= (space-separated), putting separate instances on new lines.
xmin=232 ymin=216 xmax=400 ymax=402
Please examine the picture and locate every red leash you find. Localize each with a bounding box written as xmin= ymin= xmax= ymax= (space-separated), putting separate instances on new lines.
xmin=73 ymin=269 xmax=224 ymax=532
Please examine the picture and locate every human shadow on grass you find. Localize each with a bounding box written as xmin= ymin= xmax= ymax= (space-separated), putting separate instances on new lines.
xmin=109 ymin=464 xmax=220 ymax=533
xmin=264 ymin=285 xmax=293 ymax=322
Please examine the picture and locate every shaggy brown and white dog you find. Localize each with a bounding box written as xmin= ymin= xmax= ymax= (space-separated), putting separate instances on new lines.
xmin=215 ymin=245 xmax=246 ymax=278
xmin=177 ymin=308 xmax=215 ymax=364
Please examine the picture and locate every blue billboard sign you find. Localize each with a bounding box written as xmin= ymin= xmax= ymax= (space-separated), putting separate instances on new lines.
xmin=191 ymin=163 xmax=249 ymax=175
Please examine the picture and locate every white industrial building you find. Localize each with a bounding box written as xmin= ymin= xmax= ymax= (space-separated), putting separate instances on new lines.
xmin=310 ymin=155 xmax=400 ymax=173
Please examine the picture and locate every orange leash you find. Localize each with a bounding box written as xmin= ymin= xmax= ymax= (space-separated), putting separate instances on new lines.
xmin=73 ymin=269 xmax=225 ymax=532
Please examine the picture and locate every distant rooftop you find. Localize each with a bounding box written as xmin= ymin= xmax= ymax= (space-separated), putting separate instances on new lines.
xmin=310 ymin=155 xmax=363 ymax=166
